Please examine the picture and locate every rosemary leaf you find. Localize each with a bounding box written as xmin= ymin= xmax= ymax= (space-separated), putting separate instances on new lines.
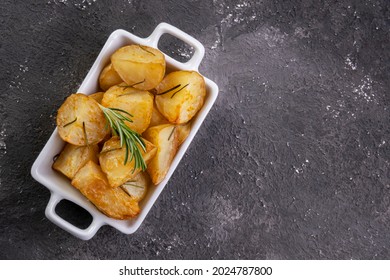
xmin=171 ymin=83 xmax=189 ymax=98
xmin=119 ymin=79 xmax=145 ymax=88
xmin=109 ymin=107 xmax=134 ymax=119
xmin=98 ymin=104 xmax=147 ymax=171
xmin=168 ymin=126 xmax=176 ymax=141
xmin=63 ymin=117 xmax=77 ymax=127
xmin=156 ymin=84 xmax=181 ymax=96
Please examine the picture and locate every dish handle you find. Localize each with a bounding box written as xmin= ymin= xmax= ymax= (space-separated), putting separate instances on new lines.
xmin=45 ymin=193 xmax=103 ymax=240
xmin=146 ymin=22 xmax=205 ymax=71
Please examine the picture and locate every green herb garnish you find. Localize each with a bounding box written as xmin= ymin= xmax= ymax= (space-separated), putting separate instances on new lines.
xmin=98 ymin=104 xmax=147 ymax=171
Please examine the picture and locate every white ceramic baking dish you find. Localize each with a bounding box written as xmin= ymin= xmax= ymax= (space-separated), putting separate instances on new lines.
xmin=31 ymin=22 xmax=219 ymax=240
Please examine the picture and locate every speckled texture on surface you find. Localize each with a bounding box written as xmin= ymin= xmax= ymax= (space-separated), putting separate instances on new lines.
xmin=0 ymin=0 xmax=389 ymax=259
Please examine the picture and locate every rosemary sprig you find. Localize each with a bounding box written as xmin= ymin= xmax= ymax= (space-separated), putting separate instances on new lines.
xmin=98 ymin=104 xmax=147 ymax=171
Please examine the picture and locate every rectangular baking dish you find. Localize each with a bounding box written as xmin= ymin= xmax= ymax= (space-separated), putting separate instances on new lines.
xmin=31 ymin=22 xmax=219 ymax=240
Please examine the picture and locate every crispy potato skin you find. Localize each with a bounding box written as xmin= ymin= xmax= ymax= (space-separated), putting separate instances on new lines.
xmin=99 ymin=63 xmax=123 ymax=91
xmin=89 ymin=92 xmax=105 ymax=104
xmin=53 ymin=44 xmax=208 ymax=220
xmin=149 ymin=105 xmax=190 ymax=145
xmin=101 ymin=84 xmax=154 ymax=134
xmin=111 ymin=45 xmax=165 ymax=90
xmin=52 ymin=144 xmax=99 ymax=179
xmin=99 ymin=136 xmax=157 ymax=188
xmin=176 ymin=123 xmax=191 ymax=146
xmin=57 ymin=93 xmax=108 ymax=145
xmin=149 ymin=105 xmax=169 ymax=127
xmin=143 ymin=124 xmax=178 ymax=185
xmin=155 ymin=71 xmax=206 ymax=124
xmin=121 ymin=172 xmax=150 ymax=202
xmin=71 ymin=161 xmax=140 ymax=220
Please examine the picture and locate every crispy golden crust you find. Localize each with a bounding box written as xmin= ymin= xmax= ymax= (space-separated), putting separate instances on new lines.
xmin=176 ymin=122 xmax=191 ymax=146
xmin=155 ymin=71 xmax=206 ymax=124
xmin=101 ymin=84 xmax=154 ymax=134
xmin=99 ymin=136 xmax=157 ymax=188
xmin=143 ymin=124 xmax=178 ymax=185
xmin=99 ymin=63 xmax=123 ymax=91
xmin=121 ymin=172 xmax=151 ymax=202
xmin=111 ymin=45 xmax=165 ymax=91
xmin=56 ymin=93 xmax=108 ymax=146
xmin=149 ymin=104 xmax=169 ymax=127
xmin=71 ymin=161 xmax=140 ymax=220
xmin=89 ymin=92 xmax=105 ymax=104
xmin=52 ymin=144 xmax=99 ymax=179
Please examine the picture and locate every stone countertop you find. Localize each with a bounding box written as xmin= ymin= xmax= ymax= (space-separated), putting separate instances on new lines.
xmin=0 ymin=0 xmax=389 ymax=259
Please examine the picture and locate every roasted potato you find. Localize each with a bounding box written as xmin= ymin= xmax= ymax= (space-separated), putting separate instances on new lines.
xmin=155 ymin=71 xmax=206 ymax=124
xmin=111 ymin=45 xmax=165 ymax=91
xmin=71 ymin=161 xmax=140 ymax=219
xmin=53 ymin=143 xmax=99 ymax=179
xmin=99 ymin=63 xmax=123 ymax=91
xmin=121 ymin=172 xmax=150 ymax=202
xmin=53 ymin=41 xmax=209 ymax=220
xmin=177 ymin=123 xmax=191 ymax=146
xmin=99 ymin=136 xmax=157 ymax=188
xmin=89 ymin=92 xmax=105 ymax=104
xmin=149 ymin=105 xmax=169 ymax=127
xmin=101 ymin=84 xmax=154 ymax=134
xmin=149 ymin=105 xmax=190 ymax=145
xmin=57 ymin=94 xmax=108 ymax=146
xmin=143 ymin=124 xmax=178 ymax=185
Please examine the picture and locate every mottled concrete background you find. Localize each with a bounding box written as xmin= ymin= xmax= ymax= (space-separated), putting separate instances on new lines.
xmin=0 ymin=0 xmax=389 ymax=259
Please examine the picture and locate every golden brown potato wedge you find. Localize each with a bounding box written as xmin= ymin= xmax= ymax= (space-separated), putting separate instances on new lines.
xmin=149 ymin=105 xmax=169 ymax=127
xmin=176 ymin=123 xmax=191 ymax=146
xmin=121 ymin=172 xmax=150 ymax=202
xmin=101 ymin=84 xmax=154 ymax=134
xmin=99 ymin=63 xmax=123 ymax=91
xmin=99 ymin=136 xmax=157 ymax=188
xmin=89 ymin=92 xmax=105 ymax=104
xmin=57 ymin=93 xmax=108 ymax=146
xmin=71 ymin=161 xmax=140 ymax=219
xmin=143 ymin=124 xmax=178 ymax=185
xmin=98 ymin=131 xmax=112 ymax=152
xmin=53 ymin=143 xmax=99 ymax=180
xmin=111 ymin=45 xmax=165 ymax=91
xmin=155 ymin=71 xmax=206 ymax=124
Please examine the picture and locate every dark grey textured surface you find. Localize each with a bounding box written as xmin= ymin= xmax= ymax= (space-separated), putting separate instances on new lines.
xmin=0 ymin=0 xmax=389 ymax=259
